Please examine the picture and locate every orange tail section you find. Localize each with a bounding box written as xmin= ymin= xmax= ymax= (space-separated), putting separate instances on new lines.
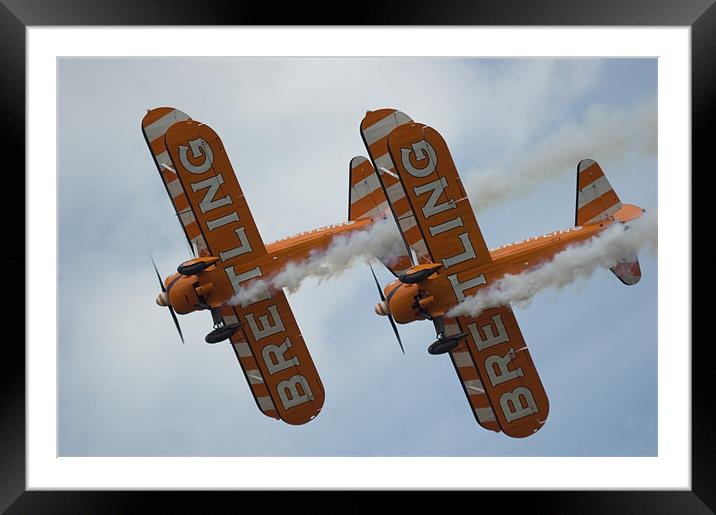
xmin=610 ymin=259 xmax=642 ymax=285
xmin=575 ymin=159 xmax=643 ymax=286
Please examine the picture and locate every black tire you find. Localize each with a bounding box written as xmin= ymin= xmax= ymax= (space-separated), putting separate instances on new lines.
xmin=205 ymin=325 xmax=237 ymax=344
xmin=428 ymin=336 xmax=461 ymax=355
xmin=178 ymin=261 xmax=209 ymax=276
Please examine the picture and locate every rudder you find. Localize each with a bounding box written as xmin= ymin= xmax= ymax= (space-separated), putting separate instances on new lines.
xmin=575 ymin=159 xmax=623 ymax=226
xmin=575 ymin=159 xmax=643 ymax=286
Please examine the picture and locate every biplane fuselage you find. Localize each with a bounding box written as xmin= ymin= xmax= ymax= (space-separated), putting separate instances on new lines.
xmin=158 ymin=218 xmax=372 ymax=315
xmin=378 ymin=203 xmax=643 ymax=324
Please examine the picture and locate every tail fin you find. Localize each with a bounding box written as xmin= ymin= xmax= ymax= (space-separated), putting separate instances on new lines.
xmin=348 ymin=156 xmax=412 ymax=275
xmin=575 ymin=159 xmax=642 ymax=286
xmin=575 ymin=159 xmax=623 ymax=226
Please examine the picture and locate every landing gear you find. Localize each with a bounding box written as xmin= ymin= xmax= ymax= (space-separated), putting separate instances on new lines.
xmin=428 ymin=315 xmax=467 ymax=355
xmin=428 ymin=334 xmax=465 ymax=355
xmin=205 ymin=325 xmax=238 ymax=344
xmin=205 ymin=307 xmax=241 ymax=344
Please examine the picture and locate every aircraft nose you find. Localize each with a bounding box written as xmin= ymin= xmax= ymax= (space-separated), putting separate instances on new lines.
xmin=375 ymin=300 xmax=389 ymax=316
xmin=156 ymin=292 xmax=168 ymax=307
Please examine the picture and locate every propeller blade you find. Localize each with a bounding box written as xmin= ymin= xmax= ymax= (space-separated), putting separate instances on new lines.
xmin=369 ymin=263 xmax=386 ymax=301
xmin=387 ymin=313 xmax=404 ymax=354
xmin=151 ymin=257 xmax=166 ymax=292
xmin=168 ymin=305 xmax=185 ymax=344
xmin=369 ymin=263 xmax=404 ymax=354
xmin=152 ymin=257 xmax=184 ymax=345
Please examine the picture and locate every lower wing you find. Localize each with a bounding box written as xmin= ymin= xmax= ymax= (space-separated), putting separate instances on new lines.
xmin=221 ymin=294 xmax=325 ymax=425
xmin=455 ymin=305 xmax=549 ymax=438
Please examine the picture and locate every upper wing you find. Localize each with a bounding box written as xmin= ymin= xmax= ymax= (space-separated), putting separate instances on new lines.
xmin=349 ymin=156 xmax=412 ymax=275
xmin=385 ymin=120 xmax=548 ymax=437
xmin=385 ymin=122 xmax=492 ymax=274
xmin=349 ymin=156 xmax=388 ymax=221
xmin=141 ymin=107 xmax=210 ymax=256
xmin=360 ymin=109 xmax=431 ymax=265
xmin=164 ymin=119 xmax=268 ymax=262
xmin=160 ymin=118 xmax=324 ymax=424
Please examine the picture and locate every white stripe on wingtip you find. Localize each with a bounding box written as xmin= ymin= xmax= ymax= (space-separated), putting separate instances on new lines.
xmin=475 ymin=407 xmax=497 ymax=422
xmin=362 ymin=111 xmax=412 ymax=145
xmin=412 ymin=239 xmax=429 ymax=258
xmin=167 ymin=179 xmax=184 ymax=198
xmin=374 ymin=153 xmax=396 ymax=174
xmin=385 ymin=183 xmax=406 ymax=203
xmin=233 ymin=341 xmax=252 ymax=357
xmin=144 ymin=110 xmax=190 ymax=143
xmin=223 ymin=314 xmax=239 ymax=325
xmin=350 ymin=156 xmax=368 ymax=169
xmin=452 ymin=351 xmax=473 ymax=368
xmin=257 ymin=396 xmax=275 ymax=412
xmin=398 ymin=215 xmax=417 ymax=232
xmin=465 ymin=379 xmax=485 ymax=394
xmin=247 ymin=370 xmax=264 ymax=384
xmin=179 ymin=210 xmax=196 ymax=225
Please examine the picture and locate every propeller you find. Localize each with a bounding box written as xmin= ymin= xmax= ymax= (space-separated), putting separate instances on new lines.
xmin=370 ymin=263 xmax=404 ymax=354
xmin=152 ymin=257 xmax=185 ymax=344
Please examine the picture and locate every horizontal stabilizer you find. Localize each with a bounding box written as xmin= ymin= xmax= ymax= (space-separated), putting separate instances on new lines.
xmin=610 ymin=258 xmax=642 ymax=285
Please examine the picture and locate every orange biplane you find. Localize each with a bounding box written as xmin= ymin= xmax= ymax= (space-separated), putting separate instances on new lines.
xmin=349 ymin=108 xmax=645 ymax=438
xmin=142 ymin=107 xmax=375 ymax=425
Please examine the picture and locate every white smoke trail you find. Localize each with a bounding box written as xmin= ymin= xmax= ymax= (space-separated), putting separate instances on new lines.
xmin=228 ymin=217 xmax=405 ymax=306
xmin=446 ymin=211 xmax=658 ymax=318
xmin=466 ymin=101 xmax=657 ymax=211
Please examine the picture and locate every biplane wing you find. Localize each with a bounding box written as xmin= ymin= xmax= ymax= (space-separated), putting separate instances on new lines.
xmin=385 ymin=120 xmax=549 ymax=437
xmin=452 ymin=306 xmax=549 ymax=437
xmin=349 ymin=156 xmax=412 ymax=275
xmin=142 ymin=108 xmax=210 ymax=257
xmin=360 ymin=109 xmax=432 ymax=266
xmin=151 ymin=114 xmax=324 ymax=424
xmin=443 ymin=317 xmax=501 ymax=433
xmin=349 ymin=156 xmax=389 ymax=221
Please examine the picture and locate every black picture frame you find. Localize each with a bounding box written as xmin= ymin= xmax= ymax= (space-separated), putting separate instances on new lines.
xmin=3 ymin=1 xmax=709 ymax=512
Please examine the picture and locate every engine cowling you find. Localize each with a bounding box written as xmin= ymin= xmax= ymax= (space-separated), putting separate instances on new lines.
xmin=165 ymin=274 xmax=201 ymax=314
xmin=375 ymin=282 xmax=424 ymax=324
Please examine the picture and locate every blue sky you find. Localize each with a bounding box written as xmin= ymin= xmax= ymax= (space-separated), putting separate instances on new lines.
xmin=58 ymin=57 xmax=657 ymax=456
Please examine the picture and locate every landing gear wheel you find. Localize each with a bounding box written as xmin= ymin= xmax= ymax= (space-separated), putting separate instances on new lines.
xmin=428 ymin=338 xmax=459 ymax=355
xmin=427 ymin=332 xmax=467 ymax=355
xmin=205 ymin=325 xmax=237 ymax=344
